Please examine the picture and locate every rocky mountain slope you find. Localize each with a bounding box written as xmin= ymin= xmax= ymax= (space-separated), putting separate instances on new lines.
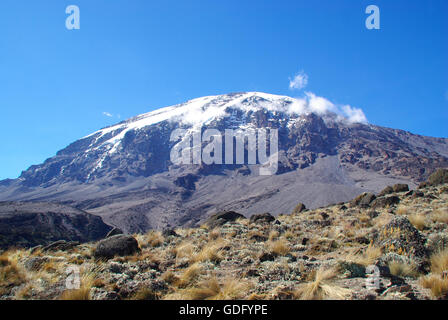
xmin=1 ymin=171 xmax=447 ymax=300
xmin=0 ymin=92 xmax=447 ymax=233
xmin=0 ymin=202 xmax=112 ymax=249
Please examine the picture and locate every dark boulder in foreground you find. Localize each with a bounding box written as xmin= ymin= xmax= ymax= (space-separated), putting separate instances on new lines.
xmin=0 ymin=201 xmax=113 ymax=249
xmin=371 ymin=196 xmax=400 ymax=208
xmin=205 ymin=211 xmax=246 ymax=228
xmin=250 ymin=213 xmax=275 ymax=224
xmin=94 ymin=235 xmax=140 ymax=260
xmin=351 ymin=192 xmax=376 ymax=207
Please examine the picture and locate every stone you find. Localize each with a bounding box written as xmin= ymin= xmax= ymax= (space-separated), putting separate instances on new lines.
xmin=371 ymin=196 xmax=400 ymax=208
xmin=377 ymin=216 xmax=427 ymax=259
xmin=259 ymin=251 xmax=276 ymax=262
xmin=392 ymin=184 xmax=409 ymax=193
xmin=24 ymin=257 xmax=48 ymax=271
xmin=352 ymin=192 xmax=376 ymax=207
xmin=42 ymin=240 xmax=79 ymax=252
xmin=205 ymin=211 xmax=246 ymax=228
xmin=106 ymin=227 xmax=124 ymax=238
xmin=292 ymin=203 xmax=307 ymax=214
xmin=162 ymin=228 xmax=178 ymax=237
xmin=249 ymin=213 xmax=275 ymax=224
xmin=94 ymin=235 xmax=141 ymax=260
xmin=378 ymin=186 xmax=394 ymax=197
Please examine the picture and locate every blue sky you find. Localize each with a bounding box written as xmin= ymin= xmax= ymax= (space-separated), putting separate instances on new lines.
xmin=0 ymin=0 xmax=447 ymax=180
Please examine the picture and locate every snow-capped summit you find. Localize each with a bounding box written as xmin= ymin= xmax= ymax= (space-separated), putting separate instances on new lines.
xmin=86 ymin=91 xmax=367 ymax=156
xmin=0 ymin=92 xmax=446 ymax=233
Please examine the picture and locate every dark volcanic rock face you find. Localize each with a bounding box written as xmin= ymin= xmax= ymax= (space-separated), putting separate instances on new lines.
xmin=0 ymin=92 xmax=447 ymax=233
xmin=0 ymin=202 xmax=113 ymax=248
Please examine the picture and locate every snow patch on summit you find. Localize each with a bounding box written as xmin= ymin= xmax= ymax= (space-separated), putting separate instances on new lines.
xmin=83 ymin=92 xmax=368 ymax=156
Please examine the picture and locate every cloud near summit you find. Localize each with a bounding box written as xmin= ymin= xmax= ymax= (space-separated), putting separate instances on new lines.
xmin=288 ymin=92 xmax=368 ymax=124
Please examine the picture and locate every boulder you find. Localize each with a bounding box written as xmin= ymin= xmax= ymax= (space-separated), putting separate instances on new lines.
xmin=371 ymin=196 xmax=400 ymax=208
xmin=376 ymin=216 xmax=427 ymax=259
xmin=292 ymin=203 xmax=306 ymax=214
xmin=359 ymin=193 xmax=377 ymax=206
xmin=42 ymin=240 xmax=79 ymax=252
xmin=205 ymin=211 xmax=246 ymax=228
xmin=392 ymin=184 xmax=409 ymax=193
xmin=249 ymin=213 xmax=275 ymax=224
xmin=378 ymin=186 xmax=394 ymax=197
xmin=24 ymin=257 xmax=48 ymax=271
xmin=162 ymin=228 xmax=178 ymax=237
xmin=259 ymin=251 xmax=276 ymax=262
xmin=352 ymin=192 xmax=376 ymax=207
xmin=106 ymin=227 xmax=124 ymax=238
xmin=94 ymin=235 xmax=140 ymax=260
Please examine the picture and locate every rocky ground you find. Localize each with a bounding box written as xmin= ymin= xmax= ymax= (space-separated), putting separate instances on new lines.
xmin=0 ymin=169 xmax=447 ymax=300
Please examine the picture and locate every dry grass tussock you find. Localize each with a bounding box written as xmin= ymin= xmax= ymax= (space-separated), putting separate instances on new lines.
xmin=430 ymin=249 xmax=448 ymax=274
xmin=267 ymin=238 xmax=290 ymax=256
xmin=420 ymin=274 xmax=448 ymax=298
xmin=346 ymin=244 xmax=382 ymax=267
xmin=388 ymin=261 xmax=419 ymax=278
xmin=59 ymin=272 xmax=96 ymax=300
xmin=164 ymin=276 xmax=252 ymax=300
xmin=294 ymin=268 xmax=351 ymax=300
xmin=408 ymin=214 xmax=428 ymax=231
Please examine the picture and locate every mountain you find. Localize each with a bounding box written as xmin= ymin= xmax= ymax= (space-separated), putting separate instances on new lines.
xmin=0 ymin=201 xmax=112 ymax=249
xmin=0 ymin=92 xmax=447 ymax=233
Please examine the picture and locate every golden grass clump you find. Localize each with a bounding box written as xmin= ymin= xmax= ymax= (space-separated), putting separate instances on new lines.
xmin=131 ymin=287 xmax=161 ymax=300
xmin=408 ymin=214 xmax=427 ymax=231
xmin=0 ymin=251 xmax=26 ymax=295
xmin=59 ymin=267 xmax=102 ymax=300
xmin=347 ymin=244 xmax=383 ymax=267
xmin=294 ymin=268 xmax=351 ymax=300
xmin=192 ymin=240 xmax=226 ymax=263
xmin=388 ymin=261 xmax=419 ymax=278
xmin=161 ymin=271 xmax=180 ymax=285
xmin=59 ymin=273 xmax=96 ymax=300
xmin=165 ymin=277 xmax=252 ymax=300
xmin=208 ymin=228 xmax=221 ymax=241
xmin=268 ymin=230 xmax=280 ymax=241
xmin=430 ymin=249 xmax=448 ymax=274
xmin=420 ymin=274 xmax=448 ymax=298
xmin=176 ymin=263 xmax=203 ymax=288
xmin=267 ymin=239 xmax=290 ymax=256
xmin=175 ymin=241 xmax=196 ymax=260
xmin=432 ymin=209 xmax=448 ymax=224
xmin=395 ymin=206 xmax=409 ymax=216
xmin=143 ymin=231 xmax=165 ymax=248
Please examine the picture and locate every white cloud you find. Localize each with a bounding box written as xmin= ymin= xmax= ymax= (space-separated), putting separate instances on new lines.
xmin=288 ymin=98 xmax=308 ymax=114
xmin=103 ymin=112 xmax=113 ymax=117
xmin=341 ymin=105 xmax=368 ymax=124
xmin=306 ymin=92 xmax=337 ymax=114
xmin=289 ymin=71 xmax=308 ymax=90
xmin=285 ymin=92 xmax=368 ymax=124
